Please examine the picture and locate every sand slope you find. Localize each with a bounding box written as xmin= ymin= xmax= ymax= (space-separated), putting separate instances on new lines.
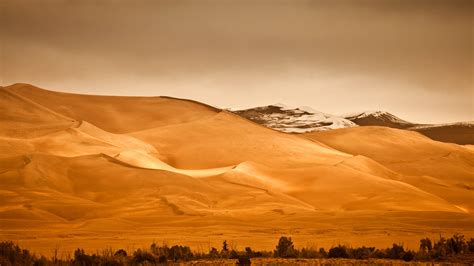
xmin=1 ymin=84 xmax=473 ymax=255
xmin=304 ymin=127 xmax=474 ymax=212
xmin=0 ymin=86 xmax=75 ymax=138
xmin=130 ymin=111 xmax=349 ymax=169
xmin=4 ymin=83 xmax=220 ymax=134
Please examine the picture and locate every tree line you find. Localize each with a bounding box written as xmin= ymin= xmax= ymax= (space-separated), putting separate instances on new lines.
xmin=1 ymin=234 xmax=474 ymax=265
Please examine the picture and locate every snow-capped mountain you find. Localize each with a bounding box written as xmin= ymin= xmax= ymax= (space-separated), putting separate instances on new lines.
xmin=344 ymin=110 xmax=415 ymax=129
xmin=233 ymin=106 xmax=473 ymax=144
xmin=344 ymin=111 xmax=474 ymax=145
xmin=233 ymin=104 xmax=357 ymax=133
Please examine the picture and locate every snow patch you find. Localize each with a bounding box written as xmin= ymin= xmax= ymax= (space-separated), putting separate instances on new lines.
xmin=234 ymin=104 xmax=357 ymax=133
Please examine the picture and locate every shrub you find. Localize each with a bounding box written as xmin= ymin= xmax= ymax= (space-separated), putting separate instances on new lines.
xmin=114 ymin=249 xmax=127 ymax=257
xmin=245 ymin=247 xmax=253 ymax=256
xmin=209 ymin=247 xmax=219 ymax=258
xmin=33 ymin=256 xmax=49 ymax=266
xmin=132 ymin=249 xmax=156 ymax=264
xmin=402 ymin=250 xmax=415 ymax=261
xmin=0 ymin=241 xmax=36 ymax=266
xmin=446 ymin=234 xmax=466 ymax=254
xmin=74 ymin=248 xmax=96 ymax=265
xmin=318 ymin=248 xmax=327 ymax=258
xmin=432 ymin=237 xmax=446 ymax=258
xmin=158 ymin=255 xmax=167 ymax=263
xmin=168 ymin=245 xmax=193 ymax=261
xmin=419 ymin=238 xmax=432 ymax=253
xmin=351 ymin=246 xmax=375 ymax=259
xmin=229 ymin=250 xmax=239 ymax=259
xmin=328 ymin=245 xmax=349 ymax=258
xmin=236 ymin=255 xmax=251 ymax=265
xmin=372 ymin=249 xmax=386 ymax=259
xmin=245 ymin=247 xmax=262 ymax=258
xmin=150 ymin=243 xmax=170 ymax=257
xmin=300 ymin=247 xmax=320 ymax=258
xmin=387 ymin=244 xmax=405 ymax=260
xmin=467 ymin=238 xmax=474 ymax=253
xmin=274 ymin=237 xmax=297 ymax=258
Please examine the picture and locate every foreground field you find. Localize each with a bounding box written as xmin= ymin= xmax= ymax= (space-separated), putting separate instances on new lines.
xmin=0 ymin=84 xmax=473 ymax=256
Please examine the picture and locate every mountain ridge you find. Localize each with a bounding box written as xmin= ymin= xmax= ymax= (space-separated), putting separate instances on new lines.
xmin=232 ymin=103 xmax=473 ymax=145
xmin=233 ymin=104 xmax=357 ymax=133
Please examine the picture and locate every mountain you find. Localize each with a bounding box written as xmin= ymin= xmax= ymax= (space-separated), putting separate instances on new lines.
xmin=233 ymin=104 xmax=357 ymax=133
xmin=1 ymin=83 xmax=473 ymax=255
xmin=344 ymin=111 xmax=414 ymax=129
xmin=234 ymin=106 xmax=473 ymax=144
xmin=344 ymin=111 xmax=474 ymax=145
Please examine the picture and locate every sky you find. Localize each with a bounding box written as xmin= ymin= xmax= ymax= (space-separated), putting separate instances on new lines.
xmin=1 ymin=0 xmax=472 ymax=123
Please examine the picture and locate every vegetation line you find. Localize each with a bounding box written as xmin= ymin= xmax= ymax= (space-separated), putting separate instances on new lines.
xmin=2 ymin=234 xmax=474 ymax=265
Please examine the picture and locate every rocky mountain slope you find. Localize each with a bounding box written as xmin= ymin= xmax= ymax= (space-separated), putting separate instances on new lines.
xmin=233 ymin=104 xmax=357 ymax=133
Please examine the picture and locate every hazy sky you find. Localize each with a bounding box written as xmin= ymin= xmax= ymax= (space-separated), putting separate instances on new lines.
xmin=1 ymin=0 xmax=472 ymax=123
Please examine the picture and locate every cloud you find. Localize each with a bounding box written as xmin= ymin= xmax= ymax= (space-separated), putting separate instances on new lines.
xmin=2 ymin=0 xmax=472 ymax=122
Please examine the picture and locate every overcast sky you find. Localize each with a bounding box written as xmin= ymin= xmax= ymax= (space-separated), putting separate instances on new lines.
xmin=1 ymin=0 xmax=472 ymax=123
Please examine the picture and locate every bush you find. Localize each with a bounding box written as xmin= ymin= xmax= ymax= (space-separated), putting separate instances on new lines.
xmin=150 ymin=243 xmax=169 ymax=257
xmin=229 ymin=250 xmax=239 ymax=259
xmin=419 ymin=238 xmax=432 ymax=253
xmin=387 ymin=244 xmax=405 ymax=260
xmin=158 ymin=255 xmax=167 ymax=263
xmin=351 ymin=246 xmax=375 ymax=259
xmin=244 ymin=247 xmax=262 ymax=258
xmin=236 ymin=255 xmax=251 ymax=265
xmin=274 ymin=237 xmax=297 ymax=258
xmin=132 ymin=249 xmax=156 ymax=264
xmin=74 ymin=248 xmax=96 ymax=265
xmin=318 ymin=248 xmax=327 ymax=258
xmin=402 ymin=250 xmax=415 ymax=261
xmin=467 ymin=238 xmax=474 ymax=253
xmin=373 ymin=249 xmax=386 ymax=259
xmin=172 ymin=245 xmax=193 ymax=261
xmin=33 ymin=256 xmax=49 ymax=266
xmin=300 ymin=247 xmax=320 ymax=258
xmin=328 ymin=245 xmax=349 ymax=258
xmin=0 ymin=241 xmax=36 ymax=266
xmin=446 ymin=234 xmax=466 ymax=254
xmin=432 ymin=237 xmax=447 ymax=258
xmin=114 ymin=249 xmax=127 ymax=257
xmin=209 ymin=247 xmax=219 ymax=258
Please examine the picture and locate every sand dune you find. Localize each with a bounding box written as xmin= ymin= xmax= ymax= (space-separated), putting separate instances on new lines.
xmin=303 ymin=126 xmax=474 ymax=181
xmin=1 ymin=84 xmax=473 ymax=255
xmin=0 ymin=86 xmax=75 ymax=138
xmin=130 ymin=111 xmax=349 ymax=169
xmin=111 ymin=150 xmax=233 ymax=178
xmin=4 ymin=83 xmax=220 ymax=134
xmin=304 ymin=127 xmax=474 ymax=212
